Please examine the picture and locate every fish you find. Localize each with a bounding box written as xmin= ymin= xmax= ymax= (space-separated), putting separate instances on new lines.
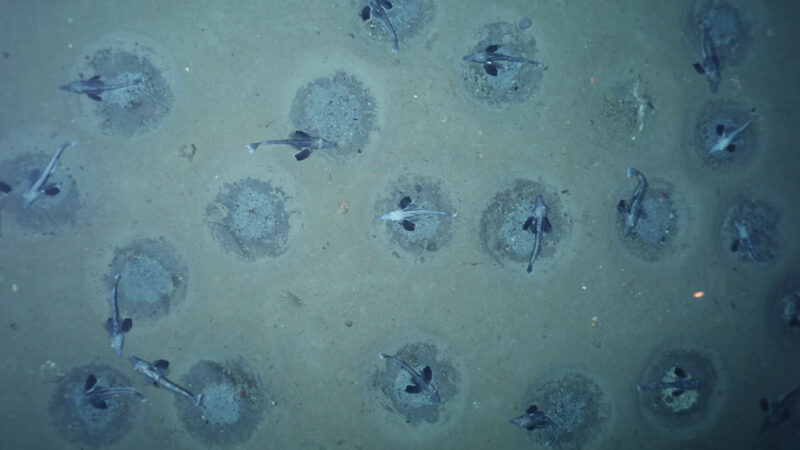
xmin=70 ymin=374 xmax=146 ymax=409
xmin=522 ymin=195 xmax=551 ymax=275
xmin=616 ymin=167 xmax=647 ymax=238
xmin=463 ymin=44 xmax=546 ymax=77
xmin=509 ymin=405 xmax=559 ymax=447
xmin=692 ymin=25 xmax=721 ymax=93
xmin=59 ymin=74 xmax=143 ymax=101
xmin=361 ymin=0 xmax=399 ymax=53
xmin=637 ymin=367 xmax=702 ymax=397
xmin=379 ymin=352 xmax=441 ymax=403
xmin=730 ymin=219 xmax=764 ymax=262
xmin=760 ymin=386 xmax=800 ymax=432
xmin=128 ymin=356 xmax=203 ymax=407
xmin=105 ymin=274 xmax=132 ymax=357
xmin=0 ymin=181 xmax=8 ymax=242
xmin=708 ymin=115 xmax=762 ymax=155
xmin=380 ymin=196 xmax=457 ymax=231
xmin=247 ymin=130 xmax=337 ymax=161
xmin=22 ymin=140 xmax=77 ymax=209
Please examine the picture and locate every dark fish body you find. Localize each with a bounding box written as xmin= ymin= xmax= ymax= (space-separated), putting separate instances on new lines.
xmin=380 ymin=196 xmax=457 ymax=231
xmin=361 ymin=0 xmax=399 ymax=53
xmin=692 ymin=26 xmax=721 ymax=93
xmin=105 ymin=274 xmax=132 ymax=356
xmin=708 ymin=115 xmax=762 ymax=154
xmin=23 ymin=140 xmax=76 ymax=209
xmin=730 ymin=219 xmax=764 ymax=262
xmin=379 ymin=352 xmax=441 ymax=403
xmin=70 ymin=374 xmax=146 ymax=409
xmin=509 ymin=405 xmax=559 ymax=447
xmin=760 ymin=386 xmax=800 ymax=432
xmin=247 ymin=130 xmax=336 ymax=161
xmin=636 ymin=378 xmax=702 ymax=393
xmin=617 ymin=167 xmax=647 ymax=237
xmin=522 ymin=195 xmax=551 ymax=274
xmin=59 ymin=74 xmax=143 ymax=101
xmin=464 ymin=44 xmax=546 ymax=76
xmin=128 ymin=356 xmax=203 ymax=407
xmin=637 ymin=367 xmax=702 ymax=397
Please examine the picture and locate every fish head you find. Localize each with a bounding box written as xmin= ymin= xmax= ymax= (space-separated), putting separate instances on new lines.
xmin=381 ymin=210 xmax=405 ymax=222
xmin=110 ymin=334 xmax=123 ymax=356
xmin=22 ymin=190 xmax=41 ymax=209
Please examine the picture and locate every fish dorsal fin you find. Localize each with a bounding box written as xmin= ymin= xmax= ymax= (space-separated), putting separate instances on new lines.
xmin=422 ymin=366 xmax=432 ymax=383
xmin=84 ymin=374 xmax=99 ymax=392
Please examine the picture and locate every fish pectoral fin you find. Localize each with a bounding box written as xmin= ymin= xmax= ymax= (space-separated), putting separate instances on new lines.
xmin=379 ymin=0 xmax=392 ymax=9
xmin=522 ymin=216 xmax=535 ymax=231
xmin=85 ymin=374 xmax=99 ymax=392
xmin=153 ymin=359 xmax=170 ymax=374
xmin=87 ymin=93 xmax=102 ymax=101
xmin=730 ymin=239 xmax=740 ymax=252
xmin=398 ymin=196 xmax=413 ymax=210
xmin=360 ymin=5 xmax=371 ymax=20
xmin=716 ymin=124 xmax=725 ymax=136
xmin=616 ymin=200 xmax=628 ymax=214
xmin=483 ymin=62 xmax=498 ymax=76
xmin=294 ymin=148 xmax=312 ymax=161
xmin=541 ymin=217 xmax=552 ymax=233
xmin=401 ymin=219 xmax=415 ymax=231
xmin=405 ymin=384 xmax=422 ymax=394
xmin=526 ymin=405 xmax=539 ymax=414
xmin=693 ymin=62 xmax=706 ymax=75
xmin=726 ymin=144 xmax=736 ymax=152
xmin=485 ymin=44 xmax=500 ymax=53
xmin=760 ymin=398 xmax=770 ymax=412
xmin=90 ymin=399 xmax=109 ymax=409
xmin=422 ymin=366 xmax=433 ymax=383
xmin=672 ymin=389 xmax=685 ymax=397
xmin=121 ymin=318 xmax=133 ymax=333
xmin=637 ymin=209 xmax=648 ymax=219
xmin=105 ymin=318 xmax=114 ymax=333
xmin=291 ymin=130 xmax=310 ymax=139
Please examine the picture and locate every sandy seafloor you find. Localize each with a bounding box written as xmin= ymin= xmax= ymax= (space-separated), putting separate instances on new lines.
xmin=1 ymin=0 xmax=799 ymax=449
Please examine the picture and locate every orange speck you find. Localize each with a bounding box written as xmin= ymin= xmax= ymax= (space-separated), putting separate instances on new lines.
xmin=590 ymin=77 xmax=596 ymax=84
xmin=693 ymin=291 xmax=704 ymax=299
